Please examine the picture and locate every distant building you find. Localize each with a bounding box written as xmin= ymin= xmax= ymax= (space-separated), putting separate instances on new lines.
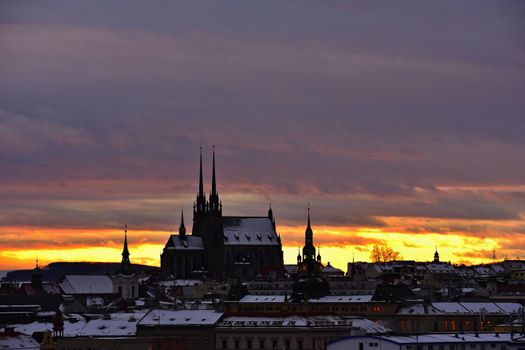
xmin=328 ymin=334 xmax=513 ymax=350
xmin=161 ymin=148 xmax=284 ymax=281
xmin=110 ymin=225 xmax=139 ymax=300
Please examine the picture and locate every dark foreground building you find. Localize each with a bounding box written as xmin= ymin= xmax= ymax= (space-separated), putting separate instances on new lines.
xmin=161 ymin=148 xmax=284 ymax=281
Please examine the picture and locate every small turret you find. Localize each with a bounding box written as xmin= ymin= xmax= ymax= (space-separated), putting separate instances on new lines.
xmin=434 ymin=246 xmax=440 ymax=263
xmin=317 ymin=247 xmax=322 ymax=263
xmin=179 ymin=209 xmax=186 ymax=238
xmin=297 ymin=248 xmax=302 ymax=264
xmin=31 ymin=259 xmax=43 ymax=290
xmin=114 ymin=224 xmax=135 ymax=276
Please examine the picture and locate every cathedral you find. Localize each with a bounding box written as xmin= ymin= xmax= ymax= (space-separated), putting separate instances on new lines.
xmin=160 ymin=148 xmax=284 ymax=281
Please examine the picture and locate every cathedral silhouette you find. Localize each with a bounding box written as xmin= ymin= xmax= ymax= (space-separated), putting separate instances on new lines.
xmin=161 ymin=148 xmax=285 ymax=280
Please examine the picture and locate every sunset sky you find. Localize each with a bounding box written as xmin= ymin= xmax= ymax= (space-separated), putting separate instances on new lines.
xmin=1 ymin=1 xmax=525 ymax=271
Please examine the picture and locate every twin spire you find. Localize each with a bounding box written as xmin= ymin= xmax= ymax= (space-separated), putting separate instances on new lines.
xmin=192 ymin=146 xmax=222 ymax=234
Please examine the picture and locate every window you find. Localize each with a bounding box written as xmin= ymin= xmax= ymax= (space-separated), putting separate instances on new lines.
xmin=470 ymin=345 xmax=476 ymax=349
xmin=132 ymin=286 xmax=135 ymax=297
xmin=501 ymin=346 xmax=506 ymax=350
xmin=235 ymin=340 xmax=240 ymax=349
xmin=370 ymin=343 xmax=379 ymax=348
xmin=260 ymin=340 xmax=265 ymax=349
xmin=222 ymin=339 xmax=227 ymax=349
xmin=248 ymin=340 xmax=252 ymax=349
xmin=273 ymin=340 xmax=278 ymax=350
xmin=285 ymin=340 xmax=290 ymax=350
xmin=298 ymin=340 xmax=303 ymax=350
xmin=429 ymin=345 xmax=434 ymax=350
xmin=490 ymin=345 xmax=496 ymax=349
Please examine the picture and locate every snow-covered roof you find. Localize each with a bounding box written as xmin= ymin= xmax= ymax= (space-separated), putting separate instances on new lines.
xmin=139 ymin=309 xmax=223 ymax=327
xmin=223 ymin=217 xmax=280 ymax=246
xmin=0 ymin=333 xmax=39 ymax=349
xmin=425 ymin=263 xmax=458 ymax=273
xmin=13 ymin=319 xmax=86 ymax=337
xmin=77 ymin=313 xmax=145 ymax=337
xmin=495 ymin=302 xmax=522 ymax=314
xmin=12 ymin=313 xmax=146 ymax=338
xmin=359 ymin=333 xmax=511 ymax=345
xmin=309 ymin=295 xmax=373 ymax=303
xmin=430 ymin=302 xmax=521 ymax=315
xmin=397 ymin=304 xmax=442 ymax=315
xmin=239 ymin=294 xmax=373 ymax=304
xmin=239 ymin=295 xmax=286 ymax=303
xmin=59 ymin=275 xmax=114 ymax=295
xmin=490 ymin=264 xmax=505 ymax=273
xmin=218 ymin=316 xmax=389 ymax=333
xmin=166 ymin=235 xmax=204 ymax=250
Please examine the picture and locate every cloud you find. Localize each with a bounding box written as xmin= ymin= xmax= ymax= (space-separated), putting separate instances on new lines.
xmin=0 ymin=110 xmax=94 ymax=152
xmin=0 ymin=1 xmax=524 ymax=268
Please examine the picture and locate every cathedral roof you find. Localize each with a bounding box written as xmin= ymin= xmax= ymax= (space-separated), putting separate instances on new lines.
xmin=222 ymin=216 xmax=280 ymax=246
xmin=166 ymin=235 xmax=205 ymax=250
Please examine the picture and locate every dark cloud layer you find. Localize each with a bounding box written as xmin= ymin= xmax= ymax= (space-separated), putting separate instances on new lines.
xmin=0 ymin=0 xmax=524 ymax=241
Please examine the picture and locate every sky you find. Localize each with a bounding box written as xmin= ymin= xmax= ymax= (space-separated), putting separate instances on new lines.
xmin=1 ymin=0 xmax=524 ymax=271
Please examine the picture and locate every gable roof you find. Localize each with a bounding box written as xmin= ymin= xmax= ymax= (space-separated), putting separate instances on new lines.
xmin=165 ymin=235 xmax=204 ymax=250
xmin=59 ymin=275 xmax=113 ymax=295
xmin=222 ymin=217 xmax=279 ymax=246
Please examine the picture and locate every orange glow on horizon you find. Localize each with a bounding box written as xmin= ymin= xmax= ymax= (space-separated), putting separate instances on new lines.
xmin=0 ymin=223 xmax=506 ymax=272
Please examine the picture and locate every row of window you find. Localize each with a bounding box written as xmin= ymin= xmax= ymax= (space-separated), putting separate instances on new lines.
xmin=220 ymin=336 xmax=336 ymax=350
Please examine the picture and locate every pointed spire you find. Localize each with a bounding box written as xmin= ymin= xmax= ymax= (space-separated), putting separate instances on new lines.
xmin=211 ymin=145 xmax=217 ymax=195
xmin=122 ymin=224 xmax=130 ymax=258
xmin=307 ymin=202 xmax=311 ymax=229
xmin=114 ymin=224 xmax=134 ymax=275
xmin=199 ymin=145 xmax=204 ymax=197
xmin=179 ymin=209 xmax=186 ymax=237
xmin=268 ymin=202 xmax=273 ymax=220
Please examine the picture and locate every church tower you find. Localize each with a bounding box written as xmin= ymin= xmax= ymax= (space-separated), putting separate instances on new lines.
xmin=208 ymin=146 xmax=222 ymax=217
xmin=193 ymin=147 xmax=207 ymax=234
xmin=111 ymin=225 xmax=139 ymax=300
xmin=302 ymin=204 xmax=316 ymax=263
xmin=433 ymin=246 xmax=440 ymax=263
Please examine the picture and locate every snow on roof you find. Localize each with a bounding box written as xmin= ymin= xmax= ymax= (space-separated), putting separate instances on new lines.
xmin=239 ymin=295 xmax=286 ymax=303
xmin=13 ymin=313 xmax=147 ymax=338
xmin=495 ymin=302 xmax=522 ymax=314
xmin=460 ymin=302 xmax=506 ymax=314
xmin=429 ymin=302 xmax=521 ymax=315
xmin=349 ymin=318 xmax=390 ymax=334
xmin=490 ymin=265 xmax=505 ymax=273
xmin=309 ymin=295 xmax=373 ymax=303
xmin=0 ymin=333 xmax=39 ymax=349
xmin=219 ymin=315 xmax=388 ymax=332
xmin=397 ymin=304 xmax=442 ymax=315
xmin=77 ymin=313 xmax=145 ymax=337
xmin=432 ymin=303 xmax=469 ymax=314
xmin=222 ymin=217 xmax=280 ymax=246
xmin=166 ymin=235 xmax=204 ymax=250
xmin=59 ymin=275 xmax=114 ymax=295
xmin=139 ymin=309 xmax=223 ymax=327
xmin=13 ymin=319 xmax=86 ymax=337
xmin=368 ymin=333 xmax=512 ymax=345
xmin=425 ymin=264 xmax=458 ymax=273
xmin=239 ymin=294 xmax=373 ymax=304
